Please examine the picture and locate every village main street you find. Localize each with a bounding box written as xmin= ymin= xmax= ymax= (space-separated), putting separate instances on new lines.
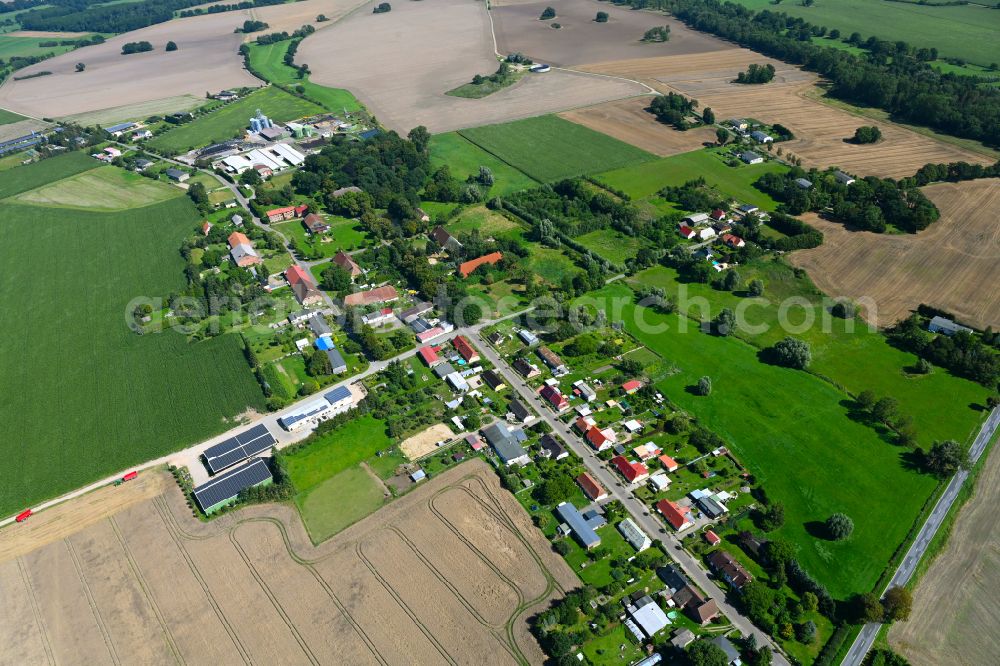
xmin=466 ymin=328 xmax=793 ymax=666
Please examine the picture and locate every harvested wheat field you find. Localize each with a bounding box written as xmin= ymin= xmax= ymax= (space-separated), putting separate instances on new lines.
xmin=400 ymin=422 xmax=455 ymax=460
xmin=559 ymin=96 xmax=715 ymax=156
xmin=0 ymin=460 xmax=576 ymax=664
xmin=889 ymin=440 xmax=1000 ymax=665
xmin=789 ymin=180 xmax=1000 ymax=330
xmin=298 ymin=0 xmax=645 ymax=133
xmin=0 ymin=13 xmax=260 ymax=121
xmin=492 ymin=0 xmax=720 ymax=67
xmin=584 ymin=48 xmax=994 ymax=178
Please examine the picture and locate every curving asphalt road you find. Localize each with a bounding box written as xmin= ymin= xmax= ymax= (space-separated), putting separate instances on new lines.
xmin=841 ymin=405 xmax=1000 ymax=666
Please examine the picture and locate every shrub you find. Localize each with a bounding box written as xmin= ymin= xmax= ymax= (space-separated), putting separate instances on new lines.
xmin=595 ymin=11 xmax=609 ymax=22
xmin=695 ymin=376 xmax=712 ymax=396
xmin=165 ymin=41 xmax=178 ymax=52
xmin=770 ymin=337 xmax=811 ymax=369
xmin=540 ymin=6 xmax=556 ymax=19
xmin=852 ymin=126 xmax=882 ymax=144
xmin=826 ymin=512 xmax=854 ymax=540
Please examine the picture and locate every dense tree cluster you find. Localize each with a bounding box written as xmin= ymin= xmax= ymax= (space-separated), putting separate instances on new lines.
xmin=769 ymin=337 xmax=811 ymax=369
xmin=735 ymin=63 xmax=776 ymax=84
xmin=505 ymin=179 xmax=639 ymax=241
xmin=756 ymin=169 xmax=940 ymax=233
xmin=372 ymin=2 xmax=391 ymax=13
xmin=641 ymin=25 xmax=670 ymax=42
xmin=852 ymin=126 xmax=882 ymax=144
xmin=648 ymin=91 xmax=699 ymax=129
xmin=236 ymin=19 xmax=268 ymax=33
xmin=121 ymin=41 xmax=153 ymax=55
xmin=759 ymin=212 xmax=824 ymax=251
xmin=912 ymin=160 xmax=1000 ymax=185
xmin=887 ymin=315 xmax=999 ymax=386
xmin=17 ymin=0 xmax=245 ymax=33
xmin=179 ymin=0 xmax=285 ymax=19
xmin=540 ymin=6 xmax=556 ymax=19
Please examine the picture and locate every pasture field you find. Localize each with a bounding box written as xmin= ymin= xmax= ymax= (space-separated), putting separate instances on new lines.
xmin=446 ymin=204 xmax=523 ymax=238
xmin=459 ymin=115 xmax=656 ymax=182
xmin=13 ymin=166 xmax=182 ymax=210
xmin=789 ymin=180 xmax=1000 ymax=331
xmin=890 ymin=440 xmax=1000 ymax=665
xmin=0 ymin=461 xmax=577 ymax=664
xmin=595 ymin=148 xmax=786 ymax=208
xmin=558 ymin=96 xmax=716 ymax=157
xmin=428 ymin=131 xmax=538 ymax=196
xmin=725 ymin=0 xmax=1000 ymax=66
xmin=283 ymin=415 xmax=392 ymax=492
xmin=273 ymin=214 xmax=369 ymax=257
xmin=293 ymin=465 xmax=386 ymax=542
xmin=590 ymin=283 xmax=940 ymax=599
xmin=0 ymin=12 xmax=259 ymax=120
xmin=575 ymin=228 xmax=648 ymax=265
xmin=0 ymin=150 xmax=97 ymax=198
xmin=626 ymin=264 xmax=987 ymax=448
xmin=585 ymin=48 xmax=996 ymax=177
xmin=0 ymin=34 xmax=78 ymax=60
xmin=0 ymin=175 xmax=264 ymax=516
xmin=148 ymin=87 xmax=322 ymax=154
xmin=297 ymin=0 xmax=645 ymax=133
xmin=245 ymin=41 xmax=361 ymax=112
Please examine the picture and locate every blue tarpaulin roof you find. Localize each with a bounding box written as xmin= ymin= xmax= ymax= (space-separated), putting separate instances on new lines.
xmin=315 ymin=335 xmax=335 ymax=350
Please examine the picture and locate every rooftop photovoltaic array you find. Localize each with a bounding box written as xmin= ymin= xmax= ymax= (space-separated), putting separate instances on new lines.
xmin=203 ymin=423 xmax=276 ymax=474
xmin=193 ymin=458 xmax=272 ymax=511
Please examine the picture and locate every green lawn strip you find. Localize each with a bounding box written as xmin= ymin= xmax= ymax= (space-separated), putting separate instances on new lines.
xmin=13 ymin=165 xmax=182 ymax=210
xmin=283 ymin=415 xmax=392 ymax=492
xmin=458 ymin=115 xmax=656 ymax=183
xmin=294 ymin=465 xmax=387 ymax=542
xmin=575 ymin=228 xmax=649 ymax=265
xmin=0 ymin=34 xmax=78 ymax=61
xmin=245 ymin=41 xmax=361 ymax=112
xmin=725 ymin=0 xmax=1000 ymax=66
xmin=628 ymin=264 xmax=986 ymax=446
xmin=446 ymin=204 xmax=522 ymax=237
xmin=275 ymin=215 xmax=370 ymax=258
xmin=147 ymin=87 xmax=323 ymax=155
xmin=0 ymin=196 xmax=265 ymax=515
xmin=428 ymin=131 xmax=538 ymax=196
xmin=0 ymin=151 xmax=99 ymax=199
xmin=595 ymin=148 xmax=786 ymax=208
xmin=589 ymin=282 xmax=939 ymax=598
xmin=446 ymin=71 xmax=524 ymax=99
xmin=0 ymin=107 xmax=28 ymax=125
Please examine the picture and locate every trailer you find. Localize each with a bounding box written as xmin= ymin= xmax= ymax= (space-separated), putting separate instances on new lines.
xmin=122 ymin=471 xmax=138 ymax=482
xmin=15 ymin=509 xmax=32 ymax=523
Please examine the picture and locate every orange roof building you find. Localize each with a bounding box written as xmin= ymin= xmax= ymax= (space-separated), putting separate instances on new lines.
xmin=453 ymin=335 xmax=480 ymax=363
xmin=344 ymin=285 xmax=399 ymax=307
xmin=333 ymin=250 xmax=362 ymax=278
xmin=576 ymin=473 xmax=608 ymax=501
xmin=458 ymin=251 xmax=502 ymax=278
xmin=659 ymin=454 xmax=679 ymax=472
xmin=285 ymin=265 xmax=323 ymax=306
xmin=656 ymin=499 xmax=693 ymax=531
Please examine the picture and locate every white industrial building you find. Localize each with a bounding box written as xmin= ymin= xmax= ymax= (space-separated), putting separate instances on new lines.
xmin=216 ymin=143 xmax=306 ymax=174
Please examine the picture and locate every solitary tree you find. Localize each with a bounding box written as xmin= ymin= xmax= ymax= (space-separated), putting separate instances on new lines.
xmin=595 ymin=11 xmax=609 ymax=22
xmin=771 ymin=337 xmax=811 ymax=369
xmin=716 ymin=127 xmax=729 ymax=145
xmin=696 ymin=376 xmax=713 ymax=396
xmin=687 ymin=640 xmax=729 ymax=666
xmin=165 ymin=41 xmax=178 ymax=52
xmin=75 ymin=62 xmax=86 ymax=72
xmin=882 ymin=586 xmax=913 ymax=622
xmin=702 ymin=106 xmax=715 ymax=124
xmin=540 ymin=6 xmax=556 ymax=19
xmin=826 ymin=512 xmax=854 ymax=540
xmin=924 ymin=439 xmax=966 ymax=477
xmin=712 ymin=308 xmax=736 ymax=336
xmin=748 ymin=279 xmax=764 ymax=297
xmin=855 ymin=592 xmax=885 ymax=623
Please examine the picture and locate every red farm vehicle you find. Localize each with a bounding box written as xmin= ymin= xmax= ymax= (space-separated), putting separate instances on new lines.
xmin=15 ymin=509 xmax=32 ymax=523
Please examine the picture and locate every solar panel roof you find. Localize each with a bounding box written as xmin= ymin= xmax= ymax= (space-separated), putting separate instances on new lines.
xmin=203 ymin=423 xmax=276 ymax=474
xmin=193 ymin=458 xmax=272 ymax=511
xmin=324 ymin=385 xmax=351 ymax=404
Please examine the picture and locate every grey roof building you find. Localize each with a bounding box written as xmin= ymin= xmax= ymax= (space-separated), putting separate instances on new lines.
xmin=193 ymin=458 xmax=272 ymax=514
xmin=711 ymin=636 xmax=742 ymax=665
xmin=483 ymin=422 xmax=529 ymax=466
xmin=434 ymin=362 xmax=456 ymax=379
xmin=795 ymin=177 xmax=813 ymax=189
xmin=508 ymin=398 xmax=531 ymax=422
xmin=555 ymin=502 xmax=604 ymax=549
xmin=326 ymin=348 xmax=347 ymax=374
xmin=928 ymin=315 xmax=973 ymax=336
xmin=309 ymin=314 xmax=332 ymax=337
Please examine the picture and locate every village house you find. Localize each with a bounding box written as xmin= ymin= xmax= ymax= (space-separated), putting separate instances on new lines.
xmin=361 ymin=308 xmax=395 ymax=327
xmin=343 ymin=285 xmax=399 ymax=307
xmin=303 ymin=213 xmax=329 ymax=235
xmin=512 ymin=357 xmax=541 ymax=378
xmin=458 ymin=252 xmax=503 ymax=278
xmin=722 ymin=233 xmax=746 ymax=249
xmin=417 ymin=346 xmax=440 ymax=366
xmin=201 ymin=221 xmax=212 ymax=236
xmin=453 ymin=335 xmax=480 ymax=363
xmin=537 ymin=346 xmax=567 ymax=374
xmin=611 ymin=456 xmax=650 ymax=484
xmin=539 ymin=385 xmax=569 ymax=412
xmin=227 ymin=232 xmax=262 ymax=268
xmin=253 ymin=163 xmax=273 ymax=179
xmin=656 ymin=499 xmax=693 ymax=531
xmin=400 ymin=301 xmax=433 ymax=323
xmin=585 ymin=425 xmax=616 ymax=452
xmin=429 ymin=225 xmax=462 ymax=253
xmin=707 ymin=550 xmax=753 ymax=591
xmin=165 ymin=168 xmax=189 ymax=182
xmin=678 ymin=224 xmax=697 ymax=240
xmin=332 ymin=250 xmax=362 ymax=279
xmin=482 ymin=370 xmax=506 ymax=391
xmin=483 ymin=422 xmax=529 ymax=466
xmin=576 ymin=472 xmax=608 ymax=501
xmin=659 ymin=454 xmax=679 ymax=472
xmin=264 ymin=205 xmax=308 ymax=223
xmin=508 ymin=398 xmax=532 ymax=422
xmin=555 ymin=502 xmax=605 ymax=550
xmin=622 ymin=379 xmax=643 ymax=395
xmin=539 ymin=434 xmax=568 ymax=460
xmin=740 ymin=151 xmax=763 ymax=165
xmin=286 ymin=265 xmax=324 ymax=306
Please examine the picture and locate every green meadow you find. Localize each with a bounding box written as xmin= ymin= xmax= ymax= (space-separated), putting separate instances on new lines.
xmin=428 ymin=131 xmax=538 ymax=196
xmin=245 ymin=41 xmax=361 ymax=113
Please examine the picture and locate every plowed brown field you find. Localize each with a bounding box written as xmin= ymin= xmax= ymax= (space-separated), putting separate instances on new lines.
xmin=889 ymin=438 xmax=1000 ymax=666
xmin=559 ymin=96 xmax=716 ymax=156
xmin=788 ymin=180 xmax=1000 ymax=330
xmin=582 ymin=49 xmax=995 ymax=178
xmin=0 ymin=461 xmax=576 ymax=664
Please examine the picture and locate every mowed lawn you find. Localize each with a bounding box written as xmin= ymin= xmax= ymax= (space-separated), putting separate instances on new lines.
xmin=0 ymin=194 xmax=265 ymax=516
xmin=629 ymin=264 xmax=987 ymax=447
xmin=428 ymin=131 xmax=538 ymax=196
xmin=459 ymin=115 xmax=656 ymax=182
xmin=576 ymin=228 xmax=648 ymax=265
xmin=148 ymin=87 xmax=323 ymax=154
xmin=284 ymin=415 xmax=393 ymax=541
xmin=13 ymin=166 xmax=182 ymax=210
xmin=446 ymin=205 xmax=522 ymax=237
xmin=246 ymin=42 xmax=361 ymax=113
xmin=593 ymin=283 xmax=940 ymax=598
xmin=596 ymin=149 xmax=787 ymax=208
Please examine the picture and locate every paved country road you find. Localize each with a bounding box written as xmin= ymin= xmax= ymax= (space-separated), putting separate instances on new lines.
xmin=842 ymin=405 xmax=1000 ymax=666
xmin=466 ymin=329 xmax=792 ymax=666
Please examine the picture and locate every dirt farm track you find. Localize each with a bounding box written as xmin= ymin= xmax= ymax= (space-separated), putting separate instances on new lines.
xmin=789 ymin=180 xmax=1000 ymax=331
xmin=0 ymin=460 xmax=577 ymax=665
